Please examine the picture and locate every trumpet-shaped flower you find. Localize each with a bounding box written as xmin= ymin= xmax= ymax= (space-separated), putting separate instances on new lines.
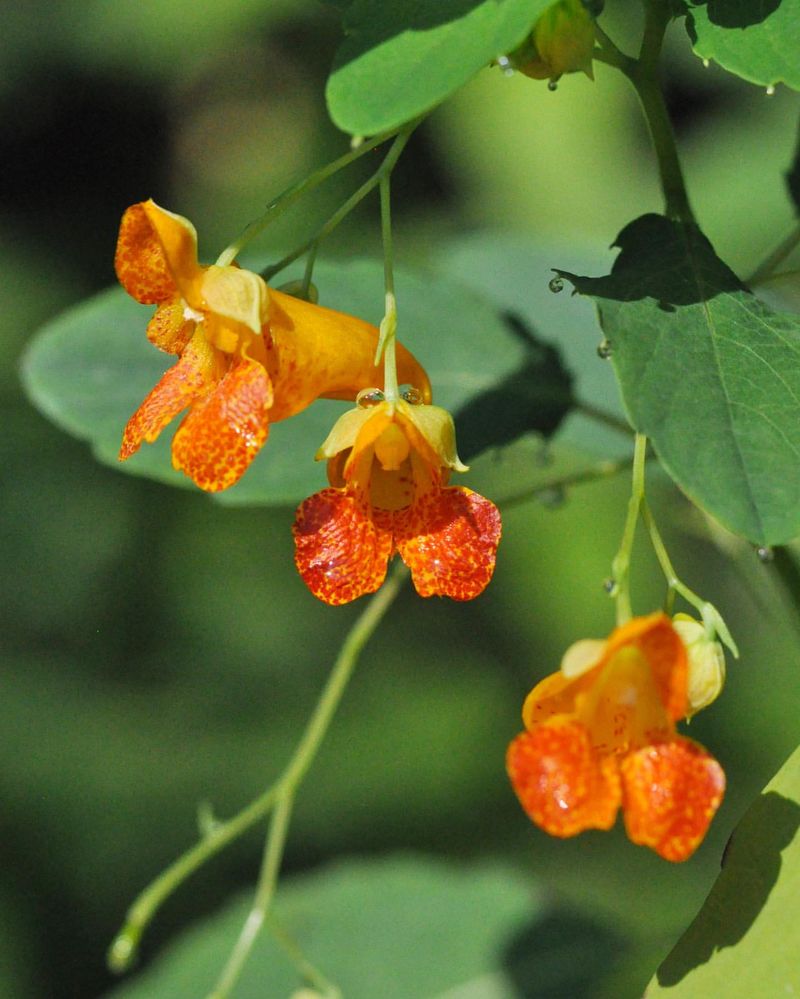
xmin=293 ymin=394 xmax=501 ymax=604
xmin=115 ymin=200 xmax=430 ymax=491
xmin=509 ymin=0 xmax=596 ymax=83
xmin=506 ymin=613 xmax=725 ymax=861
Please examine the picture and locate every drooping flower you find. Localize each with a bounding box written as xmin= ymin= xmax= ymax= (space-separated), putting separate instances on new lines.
xmin=292 ymin=393 xmax=501 ymax=605
xmin=115 ymin=200 xmax=430 ymax=491
xmin=507 ymin=0 xmax=596 ymax=83
xmin=506 ymin=612 xmax=725 ymax=862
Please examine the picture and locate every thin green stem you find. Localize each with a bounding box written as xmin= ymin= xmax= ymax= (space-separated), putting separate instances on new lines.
xmin=261 ymin=125 xmax=416 ymax=284
xmin=207 ymin=793 xmax=296 ymax=999
xmin=378 ymin=172 xmax=399 ymax=400
xmin=610 ymin=433 xmax=648 ymax=625
xmin=267 ymin=916 xmax=342 ymax=998
xmin=108 ymin=564 xmax=408 ymax=974
xmin=498 ymin=455 xmax=633 ymax=511
xmin=595 ymin=3 xmax=693 ymax=222
xmin=215 ymin=129 xmax=400 ymax=266
xmin=300 ymin=240 xmax=320 ymax=300
xmin=641 ymin=498 xmax=738 ymax=656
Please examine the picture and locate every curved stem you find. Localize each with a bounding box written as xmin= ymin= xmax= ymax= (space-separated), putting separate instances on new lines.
xmin=108 ymin=564 xmax=409 ymax=974
xmin=261 ymin=124 xmax=417 ymax=284
xmin=215 ymin=129 xmax=401 ymax=266
xmin=610 ymin=432 xmax=648 ymax=625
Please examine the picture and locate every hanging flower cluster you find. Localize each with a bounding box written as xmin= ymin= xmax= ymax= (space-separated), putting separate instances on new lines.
xmin=115 ymin=200 xmax=500 ymax=602
xmin=506 ymin=612 xmax=726 ymax=861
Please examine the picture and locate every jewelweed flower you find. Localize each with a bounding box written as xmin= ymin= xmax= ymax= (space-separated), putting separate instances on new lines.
xmin=115 ymin=200 xmax=430 ymax=491
xmin=293 ymin=392 xmax=501 ymax=605
xmin=506 ymin=613 xmax=725 ymax=862
xmin=509 ymin=0 xmax=596 ymax=83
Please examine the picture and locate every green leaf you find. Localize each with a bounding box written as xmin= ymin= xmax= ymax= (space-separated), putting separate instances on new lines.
xmin=647 ymin=745 xmax=800 ymax=996
xmin=686 ymin=0 xmax=800 ymax=91
xmin=108 ymin=855 xmax=541 ymax=998
xmin=325 ymin=0 xmax=551 ymax=135
xmin=557 ymin=213 xmax=800 ymax=546
xmin=21 ymin=259 xmax=529 ymax=507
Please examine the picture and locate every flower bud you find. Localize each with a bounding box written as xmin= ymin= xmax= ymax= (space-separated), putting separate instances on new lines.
xmin=672 ymin=613 xmax=726 ymax=716
xmin=509 ymin=0 xmax=596 ymax=83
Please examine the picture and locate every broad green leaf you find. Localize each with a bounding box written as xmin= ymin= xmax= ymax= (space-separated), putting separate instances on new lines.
xmin=558 ymin=213 xmax=800 ymax=546
xmin=108 ymin=855 xmax=541 ymax=998
xmin=647 ymin=745 xmax=800 ymax=996
xmin=21 ymin=259 xmax=531 ymax=506
xmin=325 ymin=0 xmax=551 ymax=135
xmin=686 ymin=0 xmax=800 ymax=91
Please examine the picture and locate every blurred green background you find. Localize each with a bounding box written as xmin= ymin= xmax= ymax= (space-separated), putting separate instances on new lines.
xmin=3 ymin=2 xmax=800 ymax=997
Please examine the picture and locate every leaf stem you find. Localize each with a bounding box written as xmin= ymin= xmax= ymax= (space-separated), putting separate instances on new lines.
xmin=261 ymin=124 xmax=417 ymax=284
xmin=108 ymin=564 xmax=409 ymax=975
xmin=378 ymin=172 xmax=400 ymax=401
xmin=610 ymin=432 xmax=648 ymax=625
xmin=595 ymin=3 xmax=693 ymax=222
xmin=215 ymin=129 xmax=401 ymax=267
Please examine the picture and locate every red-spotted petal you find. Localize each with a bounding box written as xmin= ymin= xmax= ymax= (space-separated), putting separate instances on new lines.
xmin=507 ymin=720 xmax=621 ymax=837
xmin=620 ymin=737 xmax=725 ymax=862
xmin=394 ymin=486 xmax=501 ymax=600
xmin=171 ymin=357 xmax=273 ymax=492
xmin=119 ymin=334 xmax=214 ymax=460
xmin=115 ymin=202 xmax=179 ymax=305
xmin=293 ymin=488 xmax=394 ymax=605
xmin=145 ymin=301 xmax=194 ymax=354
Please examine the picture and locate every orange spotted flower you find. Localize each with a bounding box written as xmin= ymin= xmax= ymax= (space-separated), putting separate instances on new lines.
xmin=115 ymin=200 xmax=430 ymax=491
xmin=293 ymin=392 xmax=501 ymax=604
xmin=506 ymin=612 xmax=725 ymax=862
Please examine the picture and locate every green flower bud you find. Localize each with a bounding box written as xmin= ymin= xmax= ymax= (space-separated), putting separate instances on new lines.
xmin=509 ymin=0 xmax=596 ymax=83
xmin=673 ymin=613 xmax=726 ymax=716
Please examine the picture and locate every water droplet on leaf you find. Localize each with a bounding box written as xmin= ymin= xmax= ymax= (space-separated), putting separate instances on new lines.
xmin=356 ymin=388 xmax=385 ymax=408
xmin=547 ymin=79 xmax=559 ymax=92
xmin=402 ymin=386 xmax=423 ymax=405
xmin=602 ymin=577 xmax=617 ymax=594
xmin=702 ymin=58 xmax=710 ymax=68
xmin=496 ymin=54 xmax=515 ymax=77
xmin=597 ymin=339 xmax=613 ymax=359
xmin=766 ymin=84 xmax=775 ymax=96
xmin=549 ymin=276 xmax=565 ymax=293
xmin=756 ymin=545 xmax=774 ymax=562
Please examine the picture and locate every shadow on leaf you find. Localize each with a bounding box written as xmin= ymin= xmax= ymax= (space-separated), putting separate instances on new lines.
xmin=688 ymin=0 xmax=781 ymax=30
xmin=657 ymin=791 xmax=800 ymax=986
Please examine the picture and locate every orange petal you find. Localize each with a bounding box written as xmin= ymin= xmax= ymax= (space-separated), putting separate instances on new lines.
xmin=620 ymin=737 xmax=725 ymax=862
xmin=394 ymin=486 xmax=501 ymax=600
xmin=145 ymin=301 xmax=195 ymax=354
xmin=292 ymin=488 xmax=394 ymax=605
xmin=266 ymin=289 xmax=432 ymax=421
xmin=605 ymin=613 xmax=688 ymax=721
xmin=506 ymin=720 xmax=621 ymax=837
xmin=171 ymin=357 xmax=273 ymax=492
xmin=119 ymin=334 xmax=214 ymax=460
xmin=115 ymin=202 xmax=177 ymax=304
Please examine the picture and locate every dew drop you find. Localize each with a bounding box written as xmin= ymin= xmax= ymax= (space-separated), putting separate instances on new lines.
xmin=402 ymin=386 xmax=423 ymax=405
xmin=496 ymin=54 xmax=515 ymax=77
xmin=597 ymin=339 xmax=613 ymax=359
xmin=356 ymin=387 xmax=385 ymax=408
xmin=766 ymin=84 xmax=776 ymax=96
xmin=549 ymin=276 xmax=565 ymax=294
xmin=547 ymin=79 xmax=559 ymax=92
xmin=756 ymin=545 xmax=774 ymax=562
xmin=602 ymin=577 xmax=617 ymax=594
xmin=702 ymin=58 xmax=710 ymax=69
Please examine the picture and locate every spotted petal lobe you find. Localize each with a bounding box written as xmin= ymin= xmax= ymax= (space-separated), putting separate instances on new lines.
xmin=506 ymin=719 xmax=621 ymax=837
xmin=171 ymin=356 xmax=273 ymax=492
xmin=119 ymin=331 xmax=215 ymax=459
xmin=293 ymin=488 xmax=394 ymax=605
xmin=394 ymin=486 xmax=501 ymax=600
xmin=620 ymin=737 xmax=725 ymax=862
